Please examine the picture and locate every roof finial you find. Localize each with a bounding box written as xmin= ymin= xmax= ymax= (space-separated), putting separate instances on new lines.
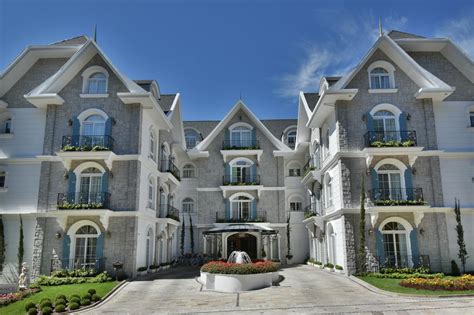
xmin=93 ymin=24 xmax=97 ymax=42
xmin=239 ymin=91 xmax=242 ymax=100
xmin=379 ymin=18 xmax=383 ymax=37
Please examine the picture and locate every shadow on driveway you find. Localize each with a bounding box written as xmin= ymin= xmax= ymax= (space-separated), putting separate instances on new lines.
xmin=134 ymin=266 xmax=201 ymax=281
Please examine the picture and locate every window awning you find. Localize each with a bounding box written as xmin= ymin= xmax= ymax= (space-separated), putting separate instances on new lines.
xmin=203 ymin=224 xmax=277 ymax=235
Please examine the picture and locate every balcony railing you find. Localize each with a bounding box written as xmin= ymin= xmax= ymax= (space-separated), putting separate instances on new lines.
xmin=303 ymin=201 xmax=323 ymax=218
xmin=223 ymin=174 xmax=260 ymax=185
xmin=216 ymin=210 xmax=266 ymax=223
xmin=160 ymin=159 xmax=181 ymax=180
xmin=61 ymin=135 xmax=114 ymax=152
xmin=50 ymin=257 xmax=106 ymax=273
xmin=377 ymin=255 xmax=430 ymax=270
xmin=57 ymin=192 xmax=110 ymax=209
xmin=222 ymin=140 xmax=260 ymax=150
xmin=159 ymin=204 xmax=180 ymax=221
xmin=364 ymin=130 xmax=417 ymax=148
xmin=303 ymin=157 xmax=320 ymax=176
xmin=369 ymin=188 xmax=424 ymax=206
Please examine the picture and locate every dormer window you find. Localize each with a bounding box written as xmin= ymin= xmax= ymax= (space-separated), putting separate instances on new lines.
xmin=184 ymin=129 xmax=201 ymax=149
xmin=370 ymin=68 xmax=390 ymax=89
xmin=287 ymin=130 xmax=296 ymax=147
xmin=81 ymin=66 xmax=109 ymax=96
xmin=367 ymin=61 xmax=396 ymax=91
xmin=231 ymin=126 xmax=252 ymax=147
xmin=87 ymin=73 xmax=107 ymax=94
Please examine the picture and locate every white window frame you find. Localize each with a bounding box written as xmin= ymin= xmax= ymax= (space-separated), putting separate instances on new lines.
xmin=149 ymin=129 xmax=157 ymax=161
xmin=324 ymin=174 xmax=333 ymax=208
xmin=374 ymin=158 xmax=407 ymax=200
xmin=378 ymin=217 xmax=413 ymax=268
xmin=367 ymin=61 xmax=396 ymax=91
xmin=229 ymin=192 xmax=254 ymax=220
xmin=81 ymin=65 xmax=109 ymax=96
xmin=67 ymin=220 xmax=102 ymax=269
xmin=182 ymin=164 xmax=196 ymax=178
xmin=229 ymin=157 xmax=254 ymax=182
xmin=148 ymin=177 xmax=156 ymax=209
xmin=182 ymin=198 xmax=195 ymax=213
xmin=229 ymin=122 xmax=253 ymax=147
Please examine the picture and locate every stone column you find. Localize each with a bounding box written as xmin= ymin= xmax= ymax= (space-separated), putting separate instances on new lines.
xmin=31 ymin=218 xmax=45 ymax=279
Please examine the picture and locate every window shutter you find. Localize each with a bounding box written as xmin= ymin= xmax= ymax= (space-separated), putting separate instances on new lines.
xmin=251 ymin=128 xmax=257 ymax=143
xmin=375 ymin=229 xmax=385 ymax=264
xmin=96 ymin=234 xmax=104 ymax=265
xmin=225 ymin=199 xmax=230 ymax=220
xmin=72 ymin=117 xmax=80 ymax=146
xmin=370 ymin=168 xmax=378 ymax=190
xmin=224 ymin=129 xmax=230 ymax=146
xmin=68 ymin=171 xmax=76 ymax=203
xmin=101 ymin=171 xmax=109 ymax=193
xmin=251 ymin=164 xmax=257 ymax=182
xmin=399 ymin=112 xmax=408 ymax=141
xmin=366 ymin=112 xmax=374 ymax=132
xmin=225 ymin=163 xmax=230 ymax=178
xmin=252 ymin=199 xmax=257 ymax=219
xmin=105 ymin=117 xmax=112 ymax=136
xmin=404 ymin=168 xmax=414 ymax=200
xmin=409 ymin=229 xmax=420 ymax=266
xmin=62 ymin=234 xmax=71 ymax=269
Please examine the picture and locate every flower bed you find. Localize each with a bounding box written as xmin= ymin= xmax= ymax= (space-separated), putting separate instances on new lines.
xmin=201 ymin=261 xmax=278 ymax=274
xmin=0 ymin=288 xmax=41 ymax=307
xmin=400 ymin=274 xmax=474 ymax=291
xmin=367 ymin=272 xmax=444 ymax=279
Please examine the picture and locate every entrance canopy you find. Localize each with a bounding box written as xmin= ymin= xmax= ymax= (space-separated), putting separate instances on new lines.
xmin=203 ymin=224 xmax=277 ymax=235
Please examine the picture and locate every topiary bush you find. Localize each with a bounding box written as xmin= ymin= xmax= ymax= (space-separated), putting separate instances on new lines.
xmin=41 ymin=306 xmax=53 ymax=315
xmin=40 ymin=298 xmax=51 ymax=304
xmin=82 ymin=293 xmax=92 ymax=300
xmin=69 ymin=302 xmax=80 ymax=310
xmin=55 ymin=294 xmax=67 ymax=301
xmin=40 ymin=300 xmax=52 ymax=309
xmin=55 ymin=298 xmax=67 ymax=306
xmin=27 ymin=307 xmax=38 ymax=315
xmin=54 ymin=304 xmax=66 ymax=313
xmin=91 ymin=294 xmax=101 ymax=302
xmin=80 ymin=298 xmax=91 ymax=306
xmin=69 ymin=297 xmax=81 ymax=304
xmin=25 ymin=302 xmax=36 ymax=312
xmin=88 ymin=288 xmax=96 ymax=295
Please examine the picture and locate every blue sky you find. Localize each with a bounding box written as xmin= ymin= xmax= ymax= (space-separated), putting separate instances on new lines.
xmin=1 ymin=0 xmax=474 ymax=120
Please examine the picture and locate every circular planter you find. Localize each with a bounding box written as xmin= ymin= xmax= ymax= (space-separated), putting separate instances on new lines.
xmin=200 ymin=271 xmax=278 ymax=293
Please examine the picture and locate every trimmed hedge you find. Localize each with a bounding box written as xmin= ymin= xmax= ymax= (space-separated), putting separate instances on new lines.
xmin=201 ymin=261 xmax=279 ymax=274
xmin=35 ymin=271 xmax=112 ymax=286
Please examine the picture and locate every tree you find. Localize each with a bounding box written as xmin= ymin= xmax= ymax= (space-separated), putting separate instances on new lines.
xmin=0 ymin=215 xmax=4 ymax=271
xmin=454 ymin=198 xmax=468 ymax=274
xmin=357 ymin=175 xmax=367 ymax=274
xmin=286 ymin=213 xmax=292 ymax=260
xmin=189 ymin=214 xmax=194 ymax=254
xmin=180 ymin=214 xmax=185 ymax=256
xmin=18 ymin=215 xmax=24 ymax=274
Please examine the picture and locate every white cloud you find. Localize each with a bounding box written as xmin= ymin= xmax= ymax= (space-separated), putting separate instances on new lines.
xmin=436 ymin=17 xmax=474 ymax=58
xmin=275 ymin=13 xmax=408 ymax=99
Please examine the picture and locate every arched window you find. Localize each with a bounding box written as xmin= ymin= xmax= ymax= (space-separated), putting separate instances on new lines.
xmin=324 ymin=175 xmax=333 ymax=208
xmin=373 ymin=110 xmax=399 ymax=141
xmin=184 ymin=129 xmax=200 ymax=149
xmin=286 ymin=130 xmax=297 ymax=148
xmin=182 ymin=198 xmax=195 ymax=213
xmin=229 ymin=158 xmax=255 ymax=184
xmin=148 ymin=177 xmax=155 ymax=209
xmin=149 ymin=130 xmax=156 ymax=161
xmin=0 ymin=171 xmax=6 ymax=188
xmin=78 ymin=167 xmax=103 ymax=204
xmin=82 ymin=115 xmax=105 ymax=136
xmin=230 ymin=126 xmax=252 ymax=147
xmin=370 ymin=68 xmax=390 ymax=89
xmin=74 ymin=225 xmax=99 ymax=269
xmin=323 ymin=128 xmax=330 ymax=159
xmin=182 ymin=164 xmax=196 ymax=178
xmin=380 ymin=219 xmax=411 ymax=268
xmin=287 ymin=161 xmax=301 ymax=177
xmin=145 ymin=228 xmax=154 ymax=267
xmin=376 ymin=164 xmax=404 ymax=201
xmin=327 ymin=223 xmax=337 ymax=265
xmin=288 ymin=195 xmax=303 ymax=211
xmin=87 ymin=72 xmax=107 ymax=94
xmin=230 ymin=195 xmax=252 ymax=220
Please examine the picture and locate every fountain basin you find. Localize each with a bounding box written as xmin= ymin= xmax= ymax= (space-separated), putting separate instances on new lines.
xmin=200 ymin=271 xmax=278 ymax=292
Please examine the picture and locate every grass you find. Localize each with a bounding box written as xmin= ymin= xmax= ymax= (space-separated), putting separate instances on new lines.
xmin=359 ymin=276 xmax=474 ymax=296
xmin=1 ymin=281 xmax=118 ymax=315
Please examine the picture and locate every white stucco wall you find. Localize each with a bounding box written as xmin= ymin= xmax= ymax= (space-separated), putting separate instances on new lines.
xmin=439 ymin=158 xmax=474 ymax=208
xmin=433 ymin=101 xmax=474 ymax=151
xmin=446 ymin=211 xmax=474 ymax=271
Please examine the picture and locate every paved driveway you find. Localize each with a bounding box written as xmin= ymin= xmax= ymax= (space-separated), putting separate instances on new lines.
xmin=81 ymin=265 xmax=474 ymax=314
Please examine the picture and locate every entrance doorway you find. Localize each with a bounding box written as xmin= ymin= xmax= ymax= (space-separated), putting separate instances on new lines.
xmin=227 ymin=233 xmax=257 ymax=259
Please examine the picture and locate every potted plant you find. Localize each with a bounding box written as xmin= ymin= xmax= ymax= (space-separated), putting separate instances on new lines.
xmin=261 ymin=248 xmax=267 ymax=260
xmin=315 ymin=261 xmax=323 ymax=269
xmin=149 ymin=264 xmax=160 ymax=273
xmin=335 ymin=265 xmax=344 ymax=274
xmin=137 ymin=266 xmax=147 ymax=276
xmin=324 ymin=262 xmax=334 ymax=272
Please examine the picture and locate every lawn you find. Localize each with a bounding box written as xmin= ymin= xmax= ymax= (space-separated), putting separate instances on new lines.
xmin=1 ymin=281 xmax=118 ymax=315
xmin=359 ymin=276 xmax=474 ymax=296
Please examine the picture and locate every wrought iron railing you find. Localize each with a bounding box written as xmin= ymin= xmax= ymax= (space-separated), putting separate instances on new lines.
xmin=377 ymin=255 xmax=430 ymax=269
xmin=215 ymin=210 xmax=267 ymax=223
xmin=159 ymin=204 xmax=180 ymax=221
xmin=160 ymin=159 xmax=181 ymax=180
xmin=364 ymin=130 xmax=417 ymax=147
xmin=223 ymin=174 xmax=260 ymax=185
xmin=57 ymin=192 xmax=110 ymax=209
xmin=303 ymin=156 xmax=321 ymax=176
xmin=369 ymin=188 xmax=424 ymax=206
xmin=222 ymin=140 xmax=260 ymax=150
xmin=61 ymin=135 xmax=114 ymax=151
xmin=50 ymin=258 xmax=106 ymax=273
xmin=303 ymin=201 xmax=323 ymax=218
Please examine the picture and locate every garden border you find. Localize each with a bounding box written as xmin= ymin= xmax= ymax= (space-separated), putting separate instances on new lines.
xmin=70 ymin=280 xmax=127 ymax=313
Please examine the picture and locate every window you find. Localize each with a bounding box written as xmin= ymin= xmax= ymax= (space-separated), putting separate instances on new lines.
xmin=290 ymin=201 xmax=302 ymax=211
xmin=74 ymin=225 xmax=98 ymax=269
xmin=184 ymin=129 xmax=200 ymax=149
xmin=230 ymin=196 xmax=252 ymax=220
xmin=149 ymin=130 xmax=156 ymax=161
xmin=323 ymin=128 xmax=330 ymax=159
xmin=78 ymin=167 xmax=103 ymax=204
xmin=0 ymin=171 xmax=5 ymax=188
xmin=148 ymin=177 xmax=155 ymax=209
xmin=381 ymin=221 xmax=409 ymax=268
xmin=370 ymin=67 xmax=391 ymax=89
xmin=231 ymin=126 xmax=252 ymax=147
xmin=4 ymin=118 xmax=11 ymax=134
xmin=377 ymin=164 xmax=403 ymax=200
xmin=324 ymin=175 xmax=333 ymax=208
xmin=470 ymin=112 xmax=474 ymax=127
xmin=182 ymin=164 xmax=196 ymax=178
xmin=373 ymin=110 xmax=398 ymax=141
xmin=230 ymin=159 xmax=254 ymax=183
xmin=287 ymin=130 xmax=297 ymax=148
xmin=289 ymin=168 xmax=301 ymax=177
xmin=87 ymin=72 xmax=107 ymax=94
xmin=145 ymin=228 xmax=153 ymax=267
xmin=182 ymin=198 xmax=195 ymax=213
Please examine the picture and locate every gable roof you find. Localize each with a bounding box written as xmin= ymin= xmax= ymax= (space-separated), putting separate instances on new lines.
xmin=193 ymin=100 xmax=291 ymax=152
xmin=387 ymin=30 xmax=425 ymax=40
xmin=50 ymin=35 xmax=89 ymax=46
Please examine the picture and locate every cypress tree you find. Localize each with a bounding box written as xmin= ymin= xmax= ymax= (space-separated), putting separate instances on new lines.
xmin=454 ymin=198 xmax=468 ymax=274
xmin=189 ymin=214 xmax=194 ymax=254
xmin=357 ymin=175 xmax=367 ymax=273
xmin=180 ymin=214 xmax=185 ymax=256
xmin=18 ymin=215 xmax=24 ymax=274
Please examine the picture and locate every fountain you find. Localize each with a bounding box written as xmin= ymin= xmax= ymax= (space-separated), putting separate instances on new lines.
xmin=227 ymin=251 xmax=252 ymax=264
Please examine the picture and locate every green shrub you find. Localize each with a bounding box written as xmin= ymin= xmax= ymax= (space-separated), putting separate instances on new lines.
xmin=35 ymin=271 xmax=113 ymax=286
xmin=367 ymin=272 xmax=444 ymax=279
xmin=324 ymin=263 xmax=334 ymax=268
xmin=70 ymin=294 xmax=80 ymax=299
xmin=69 ymin=302 xmax=80 ymax=310
xmin=137 ymin=266 xmax=147 ymax=272
xmin=55 ymin=294 xmax=67 ymax=301
xmin=70 ymin=297 xmax=81 ymax=304
xmin=80 ymin=298 xmax=91 ymax=306
xmin=40 ymin=298 xmax=51 ymax=304
xmin=55 ymin=298 xmax=67 ymax=306
xmin=25 ymin=302 xmax=37 ymax=311
xmin=335 ymin=265 xmax=343 ymax=270
xmin=54 ymin=303 xmax=66 ymax=313
xmin=88 ymin=288 xmax=97 ymax=295
xmin=380 ymin=267 xmax=430 ymax=274
xmin=40 ymin=300 xmax=52 ymax=309
xmin=41 ymin=306 xmax=53 ymax=315
xmin=91 ymin=294 xmax=101 ymax=302
xmin=27 ymin=308 xmax=38 ymax=315
xmin=82 ymin=293 xmax=92 ymax=300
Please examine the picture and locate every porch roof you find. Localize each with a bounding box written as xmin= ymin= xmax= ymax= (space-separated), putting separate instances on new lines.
xmin=203 ymin=224 xmax=278 ymax=235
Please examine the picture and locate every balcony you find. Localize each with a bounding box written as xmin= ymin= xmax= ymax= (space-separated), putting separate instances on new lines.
xmin=57 ymin=192 xmax=110 ymax=210
xmin=303 ymin=157 xmax=321 ymax=177
xmin=377 ymin=255 xmax=430 ymax=269
xmin=215 ymin=210 xmax=266 ymax=223
xmin=61 ymin=135 xmax=114 ymax=152
xmin=50 ymin=257 xmax=106 ymax=273
xmin=303 ymin=201 xmax=323 ymax=219
xmin=369 ymin=188 xmax=424 ymax=206
xmin=159 ymin=204 xmax=180 ymax=221
xmin=364 ymin=131 xmax=417 ymax=148
xmin=160 ymin=159 xmax=181 ymax=181
xmin=223 ymin=174 xmax=260 ymax=186
xmin=222 ymin=139 xmax=260 ymax=150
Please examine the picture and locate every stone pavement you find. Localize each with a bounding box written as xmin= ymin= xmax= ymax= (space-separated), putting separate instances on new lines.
xmin=80 ymin=265 xmax=474 ymax=314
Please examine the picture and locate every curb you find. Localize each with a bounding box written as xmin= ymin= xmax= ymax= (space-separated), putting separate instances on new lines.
xmin=71 ymin=280 xmax=128 ymax=314
xmin=349 ymin=276 xmax=474 ymax=299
